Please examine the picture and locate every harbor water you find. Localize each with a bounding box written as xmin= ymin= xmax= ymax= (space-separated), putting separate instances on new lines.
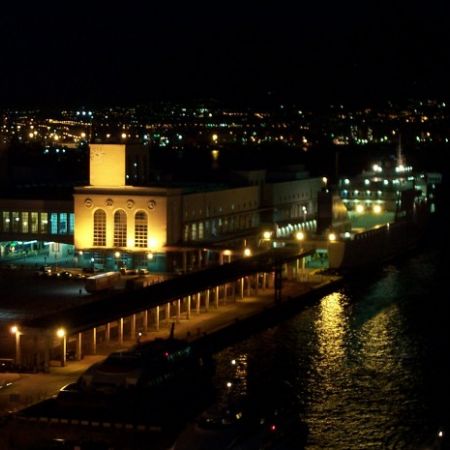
xmin=211 ymin=233 xmax=449 ymax=449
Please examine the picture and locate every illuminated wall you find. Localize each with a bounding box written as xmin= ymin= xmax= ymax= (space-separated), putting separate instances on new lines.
xmin=73 ymin=187 xmax=174 ymax=252
xmin=89 ymin=144 xmax=126 ymax=186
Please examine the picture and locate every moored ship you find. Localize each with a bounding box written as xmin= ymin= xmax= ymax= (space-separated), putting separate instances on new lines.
xmin=302 ymin=150 xmax=442 ymax=271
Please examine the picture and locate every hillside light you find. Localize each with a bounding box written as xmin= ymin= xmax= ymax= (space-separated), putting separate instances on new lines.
xmin=328 ymin=232 xmax=337 ymax=242
xmin=296 ymin=231 xmax=305 ymax=241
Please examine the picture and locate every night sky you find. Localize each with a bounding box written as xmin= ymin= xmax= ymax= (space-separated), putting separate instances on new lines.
xmin=2 ymin=1 xmax=450 ymax=107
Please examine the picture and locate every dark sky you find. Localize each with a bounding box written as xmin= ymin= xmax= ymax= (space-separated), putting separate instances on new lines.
xmin=1 ymin=1 xmax=450 ymax=108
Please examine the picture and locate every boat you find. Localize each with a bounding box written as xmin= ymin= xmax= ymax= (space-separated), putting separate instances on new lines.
xmin=78 ymin=337 xmax=214 ymax=396
xmin=306 ymin=149 xmax=442 ymax=271
xmin=171 ymin=397 xmax=308 ymax=450
xmin=57 ymin=325 xmax=215 ymax=413
xmin=171 ymin=373 xmax=308 ymax=450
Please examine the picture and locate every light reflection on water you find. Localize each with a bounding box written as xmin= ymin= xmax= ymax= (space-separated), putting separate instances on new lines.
xmin=214 ymin=246 xmax=447 ymax=449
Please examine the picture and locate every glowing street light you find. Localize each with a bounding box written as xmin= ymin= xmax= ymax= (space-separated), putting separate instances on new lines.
xmin=56 ymin=328 xmax=67 ymax=367
xmin=373 ymin=204 xmax=382 ymax=214
xmin=243 ymin=248 xmax=252 ymax=257
xmin=262 ymin=230 xmax=272 ymax=240
xmin=296 ymin=231 xmax=305 ymax=241
xmin=328 ymin=232 xmax=337 ymax=242
xmin=10 ymin=325 xmax=21 ymax=366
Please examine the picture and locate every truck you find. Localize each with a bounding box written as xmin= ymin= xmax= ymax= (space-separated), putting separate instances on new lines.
xmin=84 ymin=271 xmax=121 ymax=293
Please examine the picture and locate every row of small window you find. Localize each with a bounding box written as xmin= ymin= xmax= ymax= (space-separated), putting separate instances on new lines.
xmin=184 ymin=201 xmax=259 ymax=219
xmin=183 ymin=213 xmax=259 ymax=241
xmin=341 ymin=190 xmax=396 ymax=198
xmin=0 ymin=211 xmax=74 ymax=235
xmin=93 ymin=209 xmax=148 ymax=247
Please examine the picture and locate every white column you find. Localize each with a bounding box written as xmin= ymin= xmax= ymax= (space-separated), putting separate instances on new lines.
xmin=131 ymin=314 xmax=136 ymax=339
xmin=205 ymin=290 xmax=210 ymax=312
xmin=92 ymin=327 xmax=97 ymax=355
xmin=76 ymin=332 xmax=82 ymax=361
xmin=143 ymin=310 xmax=148 ymax=332
xmin=187 ymin=295 xmax=191 ymax=319
xmin=105 ymin=322 xmax=111 ymax=342
xmin=155 ymin=306 xmax=160 ymax=331
xmin=166 ymin=303 xmax=171 ymax=324
xmin=118 ymin=318 xmax=124 ymax=346
xmin=215 ymin=286 xmax=219 ymax=308
xmin=196 ymin=293 xmax=201 ymax=314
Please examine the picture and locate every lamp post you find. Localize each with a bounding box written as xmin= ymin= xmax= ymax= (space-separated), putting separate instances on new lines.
xmin=114 ymin=251 xmax=121 ymax=271
xmin=302 ymin=206 xmax=307 ymax=223
xmin=10 ymin=325 xmax=21 ymax=367
xmin=56 ymin=328 xmax=66 ymax=367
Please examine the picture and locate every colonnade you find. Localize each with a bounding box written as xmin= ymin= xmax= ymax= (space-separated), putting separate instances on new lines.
xmin=10 ymin=254 xmax=310 ymax=371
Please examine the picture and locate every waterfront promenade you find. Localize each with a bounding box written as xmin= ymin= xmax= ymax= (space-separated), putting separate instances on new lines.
xmin=0 ymin=271 xmax=340 ymax=418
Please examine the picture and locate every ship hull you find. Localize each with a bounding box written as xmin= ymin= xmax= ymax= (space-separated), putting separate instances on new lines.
xmin=328 ymin=220 xmax=426 ymax=270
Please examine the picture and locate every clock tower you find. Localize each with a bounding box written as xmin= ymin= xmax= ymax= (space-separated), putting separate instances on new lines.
xmin=89 ymin=143 xmax=126 ymax=187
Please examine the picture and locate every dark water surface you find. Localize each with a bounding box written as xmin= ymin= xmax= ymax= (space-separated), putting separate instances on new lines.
xmin=212 ymin=239 xmax=449 ymax=449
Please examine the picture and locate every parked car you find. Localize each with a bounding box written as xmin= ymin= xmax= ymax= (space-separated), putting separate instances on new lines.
xmin=60 ymin=271 xmax=74 ymax=279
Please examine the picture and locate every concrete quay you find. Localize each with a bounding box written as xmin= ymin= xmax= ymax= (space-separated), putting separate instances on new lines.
xmin=0 ymin=270 xmax=340 ymax=422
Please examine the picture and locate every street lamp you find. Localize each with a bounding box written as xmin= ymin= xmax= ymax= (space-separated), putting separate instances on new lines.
xmin=56 ymin=327 xmax=66 ymax=367
xmin=296 ymin=231 xmax=305 ymax=241
xmin=243 ymin=248 xmax=252 ymax=257
xmin=10 ymin=325 xmax=21 ymax=366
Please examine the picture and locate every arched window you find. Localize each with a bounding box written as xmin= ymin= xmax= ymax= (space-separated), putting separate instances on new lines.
xmin=114 ymin=210 xmax=127 ymax=247
xmin=134 ymin=211 xmax=148 ymax=248
xmin=93 ymin=209 xmax=106 ymax=246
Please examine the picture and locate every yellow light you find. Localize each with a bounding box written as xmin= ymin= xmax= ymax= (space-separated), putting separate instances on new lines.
xmin=212 ymin=133 xmax=218 ymax=142
xmin=296 ymin=231 xmax=305 ymax=241
xmin=147 ymin=252 xmax=154 ymax=260
xmin=356 ymin=204 xmax=365 ymax=214
xmin=29 ymin=132 xmax=34 ymax=138
xmin=53 ymin=134 xmax=59 ymax=141
xmin=223 ymin=249 xmax=232 ymax=256
xmin=328 ymin=232 xmax=337 ymax=242
xmin=149 ymin=238 xmax=158 ymax=249
xmin=114 ymin=251 xmax=121 ymax=258
xmin=243 ymin=248 xmax=252 ymax=257
xmin=10 ymin=325 xmax=18 ymax=334
xmin=322 ymin=176 xmax=328 ymax=184
xmin=56 ymin=328 xmax=66 ymax=338
xmin=211 ymin=149 xmax=219 ymax=160
xmin=121 ymin=133 xmax=127 ymax=139
xmin=81 ymin=132 xmax=86 ymax=138
xmin=373 ymin=204 xmax=382 ymax=214
xmin=263 ymin=231 xmax=272 ymax=240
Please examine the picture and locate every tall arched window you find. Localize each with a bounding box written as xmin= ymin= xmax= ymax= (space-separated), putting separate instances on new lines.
xmin=134 ymin=211 xmax=148 ymax=248
xmin=93 ymin=209 xmax=106 ymax=246
xmin=114 ymin=210 xmax=127 ymax=247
